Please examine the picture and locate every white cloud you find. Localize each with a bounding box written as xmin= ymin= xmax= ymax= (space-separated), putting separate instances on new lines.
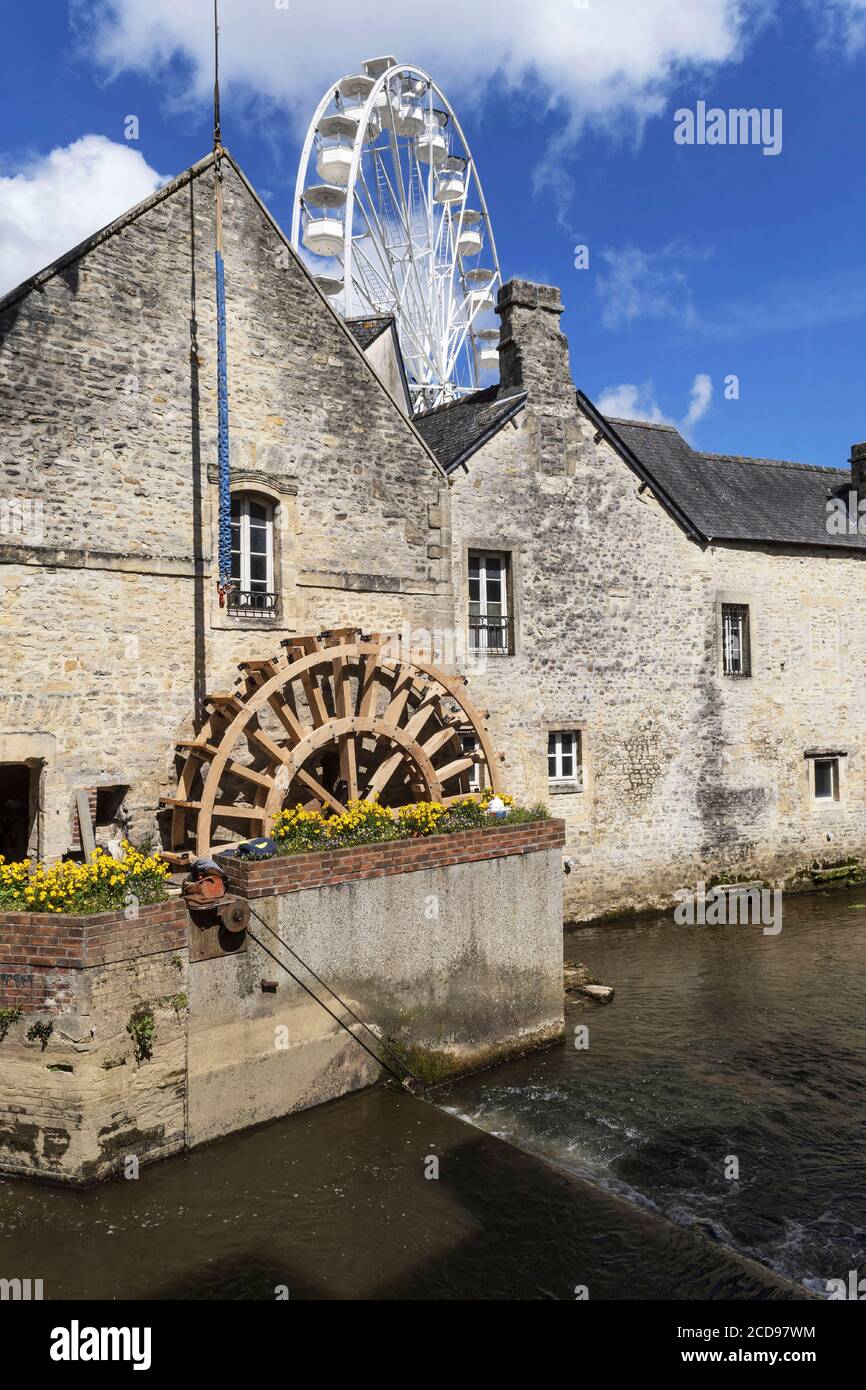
xmin=598 ymin=372 xmax=713 ymax=435
xmin=0 ymin=135 xmax=165 ymax=296
xmin=597 ymin=381 xmax=671 ymax=425
xmin=682 ymin=372 xmax=713 ymax=430
xmin=809 ymin=0 xmax=866 ymax=51
xmin=74 ymin=0 xmax=761 ymax=142
xmin=596 ymin=244 xmax=700 ymax=330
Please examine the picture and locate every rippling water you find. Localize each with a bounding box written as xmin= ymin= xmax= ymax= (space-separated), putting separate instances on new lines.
xmin=443 ymin=891 xmax=866 ymax=1292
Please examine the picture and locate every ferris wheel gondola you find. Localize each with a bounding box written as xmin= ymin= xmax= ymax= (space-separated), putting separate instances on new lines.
xmin=291 ymin=57 xmax=503 ymax=413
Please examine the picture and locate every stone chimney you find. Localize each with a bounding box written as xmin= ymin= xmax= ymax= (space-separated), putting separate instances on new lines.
xmin=850 ymin=441 xmax=866 ymax=493
xmin=496 ymin=279 xmax=574 ymax=406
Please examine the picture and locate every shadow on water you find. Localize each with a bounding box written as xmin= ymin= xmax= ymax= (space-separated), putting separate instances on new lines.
xmin=1 ymin=1089 xmax=805 ymax=1302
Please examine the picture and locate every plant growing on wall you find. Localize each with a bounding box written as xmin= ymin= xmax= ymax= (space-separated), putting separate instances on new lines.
xmin=0 ymin=1006 xmax=22 ymax=1042
xmin=26 ymin=1019 xmax=53 ymax=1050
xmin=159 ymin=992 xmax=188 ymax=1019
xmin=126 ymin=1008 xmax=156 ymax=1063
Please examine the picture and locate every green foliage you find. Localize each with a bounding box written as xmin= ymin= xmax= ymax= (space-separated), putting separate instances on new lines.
xmin=159 ymin=992 xmax=188 ymax=1018
xmin=126 ymin=1008 xmax=156 ymax=1063
xmin=0 ymin=1006 xmax=22 ymax=1042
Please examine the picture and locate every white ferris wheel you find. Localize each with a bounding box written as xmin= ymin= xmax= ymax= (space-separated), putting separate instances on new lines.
xmin=291 ymin=56 xmax=503 ymax=414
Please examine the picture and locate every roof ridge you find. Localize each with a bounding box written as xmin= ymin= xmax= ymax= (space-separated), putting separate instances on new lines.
xmin=414 ymin=383 xmax=505 ymax=419
xmin=697 ymin=449 xmax=843 ymax=475
xmin=0 ymin=151 xmax=217 ymax=315
xmin=608 ymin=416 xmax=679 ymax=433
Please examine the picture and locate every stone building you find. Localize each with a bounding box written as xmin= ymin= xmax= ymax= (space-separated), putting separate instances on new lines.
xmin=1 ymin=149 xmax=864 ymax=921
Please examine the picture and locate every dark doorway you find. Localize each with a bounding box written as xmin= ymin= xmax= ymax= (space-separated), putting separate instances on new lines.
xmin=0 ymin=764 xmax=33 ymax=861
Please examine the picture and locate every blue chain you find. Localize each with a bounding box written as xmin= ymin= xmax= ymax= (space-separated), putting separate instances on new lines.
xmin=215 ymin=246 xmax=231 ymax=585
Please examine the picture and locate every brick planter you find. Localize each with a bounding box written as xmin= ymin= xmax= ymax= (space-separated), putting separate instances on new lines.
xmin=221 ymin=817 xmax=566 ymax=898
xmin=0 ymin=899 xmax=188 ymax=1011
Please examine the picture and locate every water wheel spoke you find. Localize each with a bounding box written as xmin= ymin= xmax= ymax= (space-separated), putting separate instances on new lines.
xmin=382 ymin=669 xmax=415 ymax=728
xmin=433 ymin=755 xmax=475 ymax=783
xmin=331 ymin=654 xmax=359 ymax=799
xmin=421 ymin=723 xmax=465 ymax=758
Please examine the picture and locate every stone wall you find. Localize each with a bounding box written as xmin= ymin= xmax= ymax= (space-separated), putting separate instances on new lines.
xmin=0 ymin=152 xmax=451 ymax=862
xmin=449 ymin=280 xmax=866 ymax=920
xmin=0 ymin=823 xmax=565 ymax=1182
xmin=0 ymin=901 xmax=188 ymax=1182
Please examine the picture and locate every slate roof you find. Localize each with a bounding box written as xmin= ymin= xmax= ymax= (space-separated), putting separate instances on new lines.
xmin=413 ymin=385 xmax=528 ymax=474
xmin=577 ymin=391 xmax=863 ymax=551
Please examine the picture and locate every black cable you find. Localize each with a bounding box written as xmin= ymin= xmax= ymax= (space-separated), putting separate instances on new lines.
xmin=247 ymin=903 xmax=420 ymax=1081
xmin=245 ymin=923 xmax=414 ymax=1087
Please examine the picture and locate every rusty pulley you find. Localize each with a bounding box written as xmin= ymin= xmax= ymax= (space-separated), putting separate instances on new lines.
xmin=216 ymin=896 xmax=250 ymax=934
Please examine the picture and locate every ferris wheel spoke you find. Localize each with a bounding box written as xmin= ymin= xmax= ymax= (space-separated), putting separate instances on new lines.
xmin=293 ymin=60 xmax=501 ymax=411
xmin=351 ymin=240 xmax=398 ymax=310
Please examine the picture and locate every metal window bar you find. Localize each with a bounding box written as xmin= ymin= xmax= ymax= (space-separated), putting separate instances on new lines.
xmin=227 ymin=589 xmax=278 ymax=616
xmin=722 ymin=604 xmax=751 ymax=677
xmin=468 ymin=614 xmax=514 ymax=654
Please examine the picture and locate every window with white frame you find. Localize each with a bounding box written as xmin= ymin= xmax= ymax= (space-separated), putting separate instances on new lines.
xmin=468 ymin=551 xmax=512 ymax=654
xmin=230 ymin=495 xmax=276 ymax=616
xmin=813 ymin=756 xmax=840 ymax=802
xmin=548 ymin=730 xmax=581 ymax=789
xmin=722 ymin=603 xmax=751 ymax=677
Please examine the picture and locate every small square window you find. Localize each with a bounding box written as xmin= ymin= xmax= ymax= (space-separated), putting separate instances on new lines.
xmin=722 ymin=604 xmax=751 ymax=677
xmin=548 ymin=731 xmax=581 ymax=789
xmin=813 ymin=757 xmax=839 ymax=802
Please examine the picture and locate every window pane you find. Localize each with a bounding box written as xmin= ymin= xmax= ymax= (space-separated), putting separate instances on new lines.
xmin=814 ymin=760 xmax=835 ymax=799
xmin=248 ymin=499 xmax=268 ymax=524
xmin=249 ymin=553 xmax=268 ymax=584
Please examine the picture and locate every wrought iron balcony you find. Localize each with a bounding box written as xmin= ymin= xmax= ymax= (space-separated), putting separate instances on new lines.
xmin=227 ymin=589 xmax=278 ymax=617
xmin=468 ymin=614 xmax=514 ymax=655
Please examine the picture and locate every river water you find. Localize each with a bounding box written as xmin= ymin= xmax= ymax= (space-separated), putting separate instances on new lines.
xmin=444 ymin=889 xmax=866 ymax=1294
xmin=0 ymin=890 xmax=861 ymax=1298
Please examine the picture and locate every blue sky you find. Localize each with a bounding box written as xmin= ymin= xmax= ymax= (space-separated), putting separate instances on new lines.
xmin=1 ymin=0 xmax=865 ymax=469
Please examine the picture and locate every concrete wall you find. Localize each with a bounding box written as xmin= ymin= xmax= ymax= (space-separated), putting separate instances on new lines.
xmin=449 ymin=280 xmax=866 ymax=921
xmin=0 ymin=823 xmax=565 ymax=1182
xmin=189 ymin=820 xmax=565 ymax=1146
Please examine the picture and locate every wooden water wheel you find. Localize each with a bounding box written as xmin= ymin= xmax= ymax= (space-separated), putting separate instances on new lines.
xmin=162 ymin=628 xmax=502 ymax=856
